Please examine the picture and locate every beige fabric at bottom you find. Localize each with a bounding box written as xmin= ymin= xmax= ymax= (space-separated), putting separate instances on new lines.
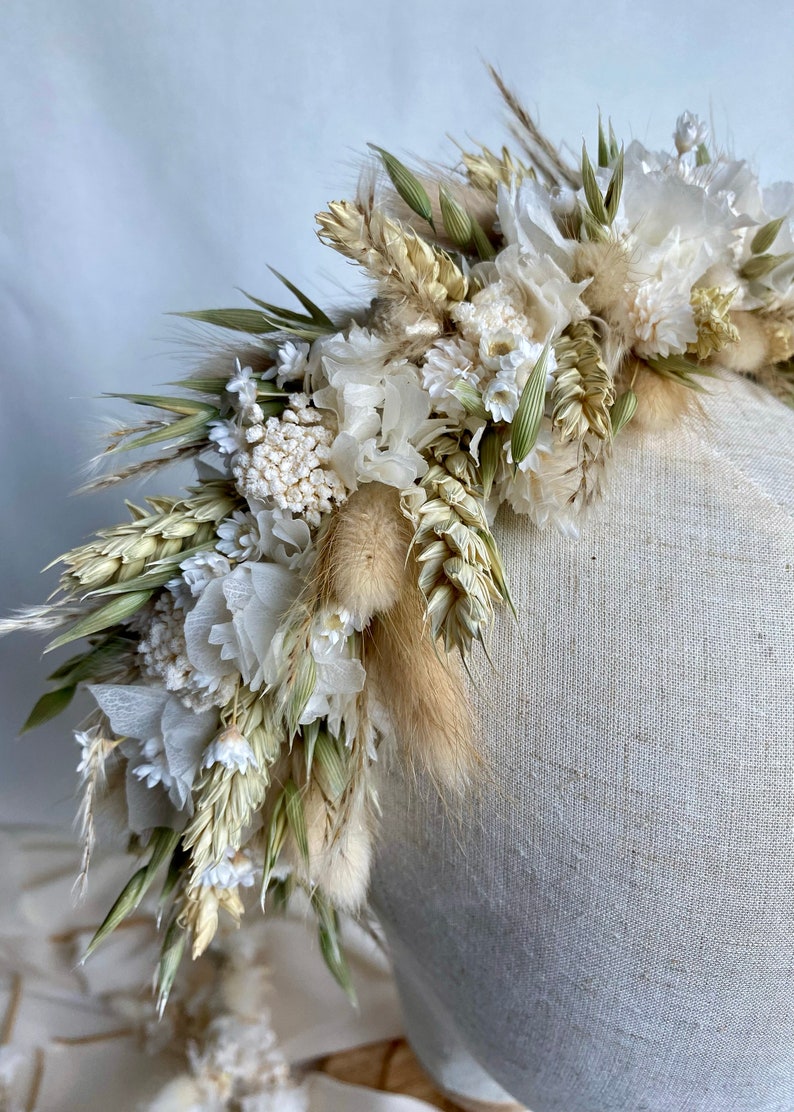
xmin=371 ymin=372 xmax=794 ymax=1112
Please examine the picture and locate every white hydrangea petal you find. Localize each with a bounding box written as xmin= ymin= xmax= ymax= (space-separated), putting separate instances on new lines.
xmin=89 ymin=683 xmax=169 ymax=740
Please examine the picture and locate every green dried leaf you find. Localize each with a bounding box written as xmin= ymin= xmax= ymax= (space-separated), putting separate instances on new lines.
xmin=609 ymin=121 xmax=620 ymax=162
xmin=610 ymin=389 xmax=638 ymax=435
xmin=173 ymin=308 xmax=278 ymax=334
xmin=479 ymin=427 xmax=501 ymax=500
xmin=368 ymin=144 xmax=435 ymax=230
xmin=470 ymin=216 xmax=496 ymax=260
xmin=597 ymin=114 xmax=610 ymax=168
xmin=284 ymin=653 xmax=316 ymax=738
xmin=751 ymin=217 xmax=786 ymax=256
xmin=104 ymin=394 xmax=212 ymax=417
xmin=580 ymin=205 xmax=608 ymax=243
xmin=604 ymin=147 xmax=624 ymax=224
xmin=439 ymin=184 xmax=473 ymax=248
xmin=740 ymin=252 xmax=792 ymax=281
xmin=581 ymin=143 xmax=609 ymax=226
xmin=646 ymin=355 xmax=713 ymax=392
xmin=313 ymin=891 xmax=356 ymax=1005
xmin=313 ymin=731 xmax=348 ymax=801
xmin=695 ymin=143 xmax=711 ymax=166
xmin=47 ymin=635 xmax=131 ymax=684
xmin=283 ymin=780 xmax=310 ymax=869
xmin=302 ymin=720 xmax=321 ymax=779
xmin=168 ymin=375 xmax=230 ymax=396
xmin=510 ymin=341 xmax=551 ymax=465
xmin=21 ymin=685 xmax=77 ymax=733
xmin=46 ymin=591 xmax=155 ymax=653
xmin=260 ymin=794 xmax=288 ymax=904
xmin=111 ymin=409 xmax=218 ymax=455
xmin=267 ymin=266 xmax=335 ymax=326
xmin=450 ymin=382 xmax=488 ymax=419
xmin=156 ymin=919 xmax=186 ymax=1018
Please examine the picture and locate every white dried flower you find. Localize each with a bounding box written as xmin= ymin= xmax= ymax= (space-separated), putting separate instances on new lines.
xmin=482 ymin=372 xmax=521 ymax=423
xmin=233 ymin=394 xmax=346 ymax=527
xmin=422 ymin=337 xmax=480 ymax=416
xmin=208 ymin=417 xmax=246 ymax=455
xmin=217 ymin=506 xmax=312 ymax=570
xmin=618 ymin=271 xmax=698 ymax=358
xmin=674 ymin=111 xmax=709 ymax=155
xmin=227 ymin=361 xmax=259 ymax=409
xmin=200 ymin=846 xmax=257 ymax=889
xmin=272 ymin=340 xmax=310 ymax=387
xmin=179 ymin=551 xmax=232 ymax=598
xmin=138 ymin=592 xmax=236 ymax=711
xmin=202 ymin=725 xmax=258 ymax=773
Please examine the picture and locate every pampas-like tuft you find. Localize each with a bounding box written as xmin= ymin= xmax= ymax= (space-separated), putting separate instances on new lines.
xmin=574 ymin=240 xmax=632 ymax=319
xmin=300 ymin=781 xmax=374 ymax=913
xmin=719 ymin=311 xmax=770 ymax=374
xmin=630 ymin=363 xmax=703 ymax=431
xmin=367 ymin=557 xmax=478 ymax=793
xmin=315 ymin=483 xmax=413 ymax=624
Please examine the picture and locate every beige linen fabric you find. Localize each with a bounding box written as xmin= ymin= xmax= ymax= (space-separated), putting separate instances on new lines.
xmin=371 ymin=372 xmax=794 ymax=1112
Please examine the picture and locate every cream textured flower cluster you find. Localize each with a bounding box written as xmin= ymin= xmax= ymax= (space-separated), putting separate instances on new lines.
xmin=4 ymin=89 xmax=794 ymax=1007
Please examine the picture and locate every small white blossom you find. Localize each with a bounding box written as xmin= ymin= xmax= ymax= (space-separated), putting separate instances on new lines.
xmin=482 ymin=372 xmax=521 ymax=423
xmin=133 ymin=736 xmax=174 ymax=791
xmin=202 ymin=725 xmax=258 ymax=773
xmin=217 ymin=507 xmax=312 ymax=570
xmin=226 ymin=362 xmax=259 ymax=409
xmin=674 ymin=111 xmax=709 ymax=155
xmin=273 ymin=340 xmax=310 ymax=387
xmin=208 ymin=417 xmax=246 ymax=456
xmin=310 ymin=607 xmax=358 ymax=658
xmin=200 ymin=847 xmax=257 ymax=889
xmin=179 ymin=552 xmax=232 ymax=598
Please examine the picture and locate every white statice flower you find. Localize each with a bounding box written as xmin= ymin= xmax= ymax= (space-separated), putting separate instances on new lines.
xmin=200 ymin=846 xmax=257 ymax=889
xmin=89 ymin=684 xmax=220 ymax=832
xmin=185 ymin=561 xmax=300 ymax=693
xmin=312 ymin=324 xmax=434 ymax=491
xmin=202 ymin=725 xmax=257 ymax=773
xmin=217 ymin=506 xmax=312 ymax=571
xmin=208 ymin=416 xmax=246 ymax=456
xmin=500 ymin=425 xmax=582 ymax=538
xmin=270 ymin=340 xmax=310 ymax=387
xmin=233 ymin=394 xmax=346 ymax=528
xmin=179 ymin=551 xmax=232 ymax=598
xmin=137 ymin=592 xmax=236 ymax=711
xmin=616 ymin=264 xmax=699 ymax=358
xmin=674 ymin=111 xmax=709 ymax=155
xmin=421 ymin=336 xmax=480 ymax=417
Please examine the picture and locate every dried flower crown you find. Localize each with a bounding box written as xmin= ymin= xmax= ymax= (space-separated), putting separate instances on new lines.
xmin=5 ymin=76 xmax=794 ymax=1008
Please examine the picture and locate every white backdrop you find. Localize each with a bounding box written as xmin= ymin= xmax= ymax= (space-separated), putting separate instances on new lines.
xmin=1 ymin=0 xmax=792 ymax=824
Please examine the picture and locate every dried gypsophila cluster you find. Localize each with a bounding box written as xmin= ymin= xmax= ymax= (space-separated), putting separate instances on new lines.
xmin=4 ymin=77 xmax=794 ymax=1007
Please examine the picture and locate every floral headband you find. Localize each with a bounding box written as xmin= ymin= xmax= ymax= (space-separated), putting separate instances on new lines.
xmin=5 ymin=73 xmax=793 ymax=1008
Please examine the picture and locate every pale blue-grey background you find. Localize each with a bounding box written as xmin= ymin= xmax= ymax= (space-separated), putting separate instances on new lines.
xmin=1 ymin=0 xmax=792 ymax=824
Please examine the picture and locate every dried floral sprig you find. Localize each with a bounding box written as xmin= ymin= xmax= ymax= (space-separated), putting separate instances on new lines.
xmin=5 ymin=82 xmax=794 ymax=1015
